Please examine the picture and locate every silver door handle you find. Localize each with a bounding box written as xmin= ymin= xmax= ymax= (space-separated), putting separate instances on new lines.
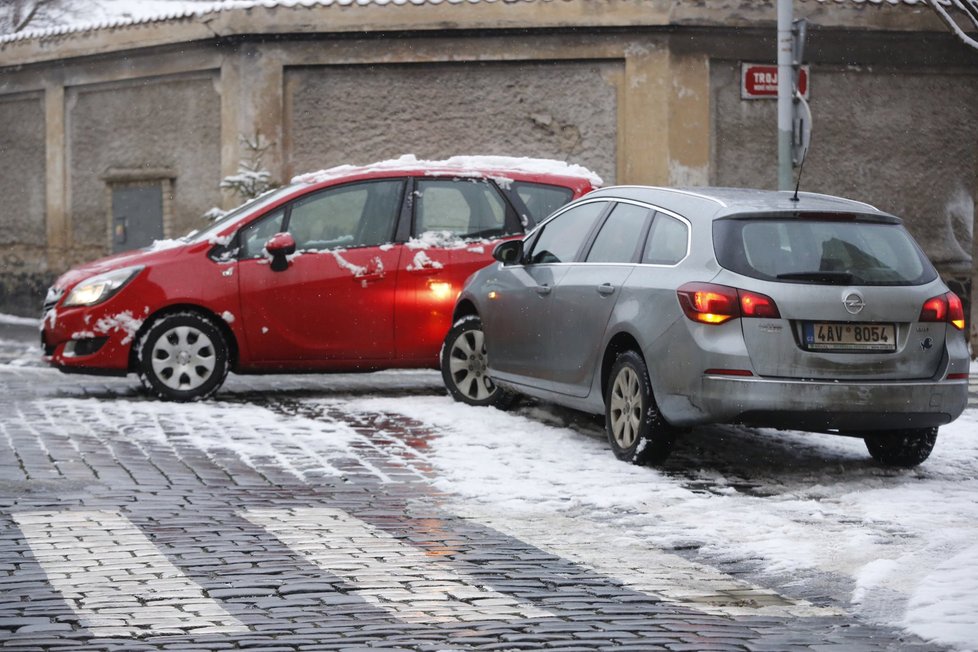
xmin=597 ymin=283 xmax=615 ymax=296
xmin=536 ymin=285 xmax=552 ymax=296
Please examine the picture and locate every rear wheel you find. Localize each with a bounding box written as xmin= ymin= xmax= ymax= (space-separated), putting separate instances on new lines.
xmin=605 ymin=350 xmax=675 ymax=465
xmin=864 ymin=427 xmax=938 ymax=468
xmin=136 ymin=312 xmax=229 ymax=402
xmin=441 ymin=315 xmax=512 ymax=408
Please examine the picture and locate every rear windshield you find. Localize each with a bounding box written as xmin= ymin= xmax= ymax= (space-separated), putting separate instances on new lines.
xmin=713 ymin=217 xmax=938 ymax=286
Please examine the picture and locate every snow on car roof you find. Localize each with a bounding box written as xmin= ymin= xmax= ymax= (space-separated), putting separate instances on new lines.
xmin=291 ymin=154 xmax=604 ymax=187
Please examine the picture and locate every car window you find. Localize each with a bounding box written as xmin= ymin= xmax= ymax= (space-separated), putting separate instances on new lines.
xmin=239 ymin=208 xmax=286 ymax=258
xmin=415 ymin=179 xmax=514 ymax=239
xmin=713 ymin=217 xmax=938 ymax=286
xmin=289 ymin=179 xmax=403 ymax=251
xmin=527 ymin=201 xmax=607 ymax=265
xmin=642 ymin=213 xmax=689 ymax=265
xmin=586 ymin=203 xmax=651 ymax=263
xmin=510 ymin=181 xmax=574 ymax=223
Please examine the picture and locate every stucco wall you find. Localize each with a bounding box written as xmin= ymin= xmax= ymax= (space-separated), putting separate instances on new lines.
xmin=0 ymin=93 xmax=48 ymax=315
xmin=67 ymin=73 xmax=222 ymax=260
xmin=711 ymin=62 xmax=978 ymax=274
xmin=285 ymin=61 xmax=620 ymax=184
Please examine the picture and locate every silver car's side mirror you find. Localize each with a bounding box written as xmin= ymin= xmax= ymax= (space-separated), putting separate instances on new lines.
xmin=493 ymin=240 xmax=523 ymax=266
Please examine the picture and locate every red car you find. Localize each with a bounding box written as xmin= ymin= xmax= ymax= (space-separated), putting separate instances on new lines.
xmin=41 ymin=156 xmax=599 ymax=400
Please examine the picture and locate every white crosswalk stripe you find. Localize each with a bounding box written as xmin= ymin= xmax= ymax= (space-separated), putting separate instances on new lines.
xmin=242 ymin=507 xmax=552 ymax=623
xmin=12 ymin=504 xmax=839 ymax=638
xmin=451 ymin=506 xmax=845 ymax=618
xmin=12 ymin=510 xmax=247 ymax=637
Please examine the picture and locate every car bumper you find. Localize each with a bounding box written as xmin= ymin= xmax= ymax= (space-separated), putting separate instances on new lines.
xmin=663 ymin=374 xmax=969 ymax=432
xmin=41 ymin=305 xmax=145 ymax=375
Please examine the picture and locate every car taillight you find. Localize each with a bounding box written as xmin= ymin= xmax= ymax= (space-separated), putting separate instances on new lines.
xmin=920 ymin=292 xmax=965 ymax=330
xmin=739 ymin=290 xmax=781 ymax=319
xmin=677 ymin=283 xmax=780 ymax=325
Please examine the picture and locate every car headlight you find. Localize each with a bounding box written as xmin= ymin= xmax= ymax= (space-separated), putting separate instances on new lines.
xmin=62 ymin=266 xmax=143 ymax=307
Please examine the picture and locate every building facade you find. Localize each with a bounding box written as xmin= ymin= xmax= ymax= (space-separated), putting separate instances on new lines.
xmin=0 ymin=0 xmax=976 ymax=343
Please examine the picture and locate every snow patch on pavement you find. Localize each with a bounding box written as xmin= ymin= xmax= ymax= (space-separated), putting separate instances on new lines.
xmin=343 ymin=395 xmax=978 ymax=650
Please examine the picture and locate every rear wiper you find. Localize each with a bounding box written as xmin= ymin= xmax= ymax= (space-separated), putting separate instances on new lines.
xmin=776 ymin=271 xmax=855 ymax=284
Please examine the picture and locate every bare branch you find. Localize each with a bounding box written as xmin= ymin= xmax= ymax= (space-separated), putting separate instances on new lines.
xmin=12 ymin=0 xmax=44 ymax=33
xmin=928 ymin=0 xmax=978 ymax=50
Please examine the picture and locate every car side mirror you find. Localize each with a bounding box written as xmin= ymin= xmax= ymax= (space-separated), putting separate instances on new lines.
xmin=265 ymin=232 xmax=296 ymax=272
xmin=493 ymin=240 xmax=524 ymax=266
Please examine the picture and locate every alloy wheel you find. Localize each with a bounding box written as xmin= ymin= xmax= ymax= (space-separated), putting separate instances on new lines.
xmin=448 ymin=328 xmax=494 ymax=401
xmin=609 ymin=366 xmax=643 ymax=449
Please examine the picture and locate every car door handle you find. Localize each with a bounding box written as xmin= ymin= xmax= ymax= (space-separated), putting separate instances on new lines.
xmin=597 ymin=283 xmax=616 ymax=296
xmin=536 ymin=284 xmax=552 ymax=296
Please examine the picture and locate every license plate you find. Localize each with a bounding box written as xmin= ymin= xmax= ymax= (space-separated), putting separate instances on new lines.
xmin=803 ymin=322 xmax=896 ymax=352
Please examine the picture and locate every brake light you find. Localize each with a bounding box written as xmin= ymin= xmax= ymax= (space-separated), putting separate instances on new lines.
xmin=739 ymin=290 xmax=781 ymax=319
xmin=920 ymin=292 xmax=965 ymax=330
xmin=677 ymin=283 xmax=780 ymax=325
xmin=948 ymin=292 xmax=966 ymax=330
xmin=677 ymin=283 xmax=739 ymax=324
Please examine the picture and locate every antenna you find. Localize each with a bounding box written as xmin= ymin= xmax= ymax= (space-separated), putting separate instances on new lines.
xmin=792 ymin=150 xmax=806 ymax=202
xmin=790 ymin=91 xmax=812 ymax=203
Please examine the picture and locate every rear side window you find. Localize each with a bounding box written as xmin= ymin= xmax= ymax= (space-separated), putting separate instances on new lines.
xmin=509 ymin=182 xmax=574 ymax=223
xmin=642 ymin=213 xmax=688 ymax=265
xmin=586 ymin=203 xmax=651 ymax=263
xmin=713 ymin=217 xmax=938 ymax=286
xmin=415 ymin=179 xmax=516 ymax=239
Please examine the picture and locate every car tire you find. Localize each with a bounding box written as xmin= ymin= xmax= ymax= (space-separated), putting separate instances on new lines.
xmin=863 ymin=427 xmax=938 ymax=468
xmin=441 ymin=315 xmax=513 ymax=409
xmin=605 ymin=350 xmax=675 ymax=465
xmin=136 ymin=311 xmax=230 ymax=402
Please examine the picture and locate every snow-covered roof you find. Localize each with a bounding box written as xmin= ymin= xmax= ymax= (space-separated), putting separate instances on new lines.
xmin=0 ymin=0 xmax=555 ymax=45
xmin=0 ymin=0 xmax=948 ymax=46
xmin=292 ymin=154 xmax=604 ymax=187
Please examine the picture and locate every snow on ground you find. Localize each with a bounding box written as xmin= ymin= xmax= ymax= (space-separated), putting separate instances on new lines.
xmin=2 ymin=317 xmax=976 ymax=647
xmin=0 ymin=314 xmax=39 ymax=327
xmin=343 ymin=393 xmax=978 ymax=651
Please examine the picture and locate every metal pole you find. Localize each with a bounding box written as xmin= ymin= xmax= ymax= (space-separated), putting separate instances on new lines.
xmin=777 ymin=0 xmax=793 ymax=190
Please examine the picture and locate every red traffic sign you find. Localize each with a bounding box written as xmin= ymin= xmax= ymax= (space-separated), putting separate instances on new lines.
xmin=741 ymin=63 xmax=810 ymax=100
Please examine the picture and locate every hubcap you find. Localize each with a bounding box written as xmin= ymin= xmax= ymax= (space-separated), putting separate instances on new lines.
xmin=150 ymin=325 xmax=217 ymax=391
xmin=448 ymin=328 xmax=495 ymax=401
xmin=610 ymin=367 xmax=642 ymax=449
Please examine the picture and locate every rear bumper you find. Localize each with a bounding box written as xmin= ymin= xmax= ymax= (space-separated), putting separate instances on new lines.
xmin=665 ymin=375 xmax=969 ymax=432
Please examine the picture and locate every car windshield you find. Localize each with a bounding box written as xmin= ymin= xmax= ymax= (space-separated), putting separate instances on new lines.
xmin=713 ymin=216 xmax=938 ymax=286
xmin=185 ymin=185 xmax=299 ymax=244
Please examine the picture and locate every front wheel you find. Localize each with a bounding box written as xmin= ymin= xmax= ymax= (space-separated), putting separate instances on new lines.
xmin=441 ymin=315 xmax=512 ymax=408
xmin=136 ymin=311 xmax=230 ymax=402
xmin=864 ymin=427 xmax=938 ymax=467
xmin=605 ymin=350 xmax=675 ymax=465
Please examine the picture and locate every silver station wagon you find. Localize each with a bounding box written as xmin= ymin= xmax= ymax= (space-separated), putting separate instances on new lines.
xmin=441 ymin=186 xmax=970 ymax=467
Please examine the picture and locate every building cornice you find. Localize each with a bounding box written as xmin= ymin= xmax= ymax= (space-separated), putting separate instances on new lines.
xmin=0 ymin=0 xmax=949 ymax=68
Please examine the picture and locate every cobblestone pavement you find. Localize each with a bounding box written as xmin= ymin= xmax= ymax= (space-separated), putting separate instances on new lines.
xmin=0 ymin=321 xmax=971 ymax=651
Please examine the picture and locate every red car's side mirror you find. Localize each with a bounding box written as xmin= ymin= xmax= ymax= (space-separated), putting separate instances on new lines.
xmin=265 ymin=232 xmax=296 ymax=272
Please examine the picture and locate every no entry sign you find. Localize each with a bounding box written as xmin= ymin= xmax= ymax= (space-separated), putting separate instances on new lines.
xmin=741 ymin=62 xmax=810 ymax=100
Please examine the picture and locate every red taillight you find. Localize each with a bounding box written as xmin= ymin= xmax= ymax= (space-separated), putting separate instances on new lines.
xmin=948 ymin=292 xmax=966 ymax=330
xmin=739 ymin=290 xmax=781 ymax=319
xmin=677 ymin=283 xmax=739 ymax=324
xmin=677 ymin=283 xmax=780 ymax=325
xmin=920 ymin=292 xmax=965 ymax=330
